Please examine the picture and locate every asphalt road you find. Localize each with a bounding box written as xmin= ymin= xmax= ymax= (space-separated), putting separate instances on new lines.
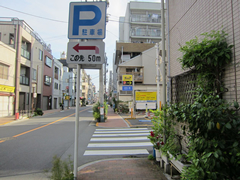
xmin=0 ymin=106 xmax=96 ymax=180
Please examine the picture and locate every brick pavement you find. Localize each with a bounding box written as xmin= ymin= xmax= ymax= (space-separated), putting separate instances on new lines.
xmin=96 ymin=107 xmax=129 ymax=128
xmin=78 ymin=158 xmax=169 ymax=180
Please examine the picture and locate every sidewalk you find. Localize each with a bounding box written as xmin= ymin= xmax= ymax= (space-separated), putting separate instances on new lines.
xmin=0 ymin=108 xmax=62 ymax=126
xmin=79 ymin=107 xmax=170 ymax=180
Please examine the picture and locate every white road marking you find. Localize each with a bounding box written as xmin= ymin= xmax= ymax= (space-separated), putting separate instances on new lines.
xmin=90 ymin=136 xmax=148 ymax=141
xmin=93 ymin=133 xmax=149 ymax=137
xmin=88 ymin=142 xmax=152 ymax=147
xmin=94 ymin=130 xmax=150 ymax=134
xmin=84 ymin=149 xmax=149 ymax=156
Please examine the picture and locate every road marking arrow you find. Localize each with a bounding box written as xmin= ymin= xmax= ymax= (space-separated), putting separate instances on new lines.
xmin=73 ymin=43 xmax=99 ymax=54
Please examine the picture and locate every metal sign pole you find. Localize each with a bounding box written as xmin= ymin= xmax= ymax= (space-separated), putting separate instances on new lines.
xmin=74 ymin=64 xmax=80 ymax=180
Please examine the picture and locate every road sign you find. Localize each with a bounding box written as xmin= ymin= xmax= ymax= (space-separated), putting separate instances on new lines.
xmin=123 ymin=81 xmax=132 ymax=85
xmin=122 ymin=75 xmax=132 ymax=81
xmin=122 ymin=86 xmax=133 ymax=91
xmin=67 ymin=41 xmax=105 ymax=65
xmin=68 ymin=1 xmax=107 ymax=39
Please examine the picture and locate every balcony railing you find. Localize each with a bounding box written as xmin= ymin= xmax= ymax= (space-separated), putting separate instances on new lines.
xmin=131 ymin=28 xmax=161 ymax=38
xmin=20 ymin=75 xmax=29 ymax=86
xmin=21 ymin=48 xmax=30 ymax=60
xmin=131 ymin=14 xmax=161 ymax=24
xmin=119 ymin=72 xmax=144 ymax=82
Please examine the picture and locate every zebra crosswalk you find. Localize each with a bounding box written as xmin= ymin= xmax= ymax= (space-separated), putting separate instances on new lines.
xmin=83 ymin=128 xmax=152 ymax=156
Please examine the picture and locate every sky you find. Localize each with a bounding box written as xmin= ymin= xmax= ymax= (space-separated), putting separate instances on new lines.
xmin=0 ymin=0 xmax=160 ymax=90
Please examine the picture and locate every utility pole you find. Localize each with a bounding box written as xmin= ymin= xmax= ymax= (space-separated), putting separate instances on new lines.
xmin=156 ymin=43 xmax=160 ymax=110
xmin=161 ymin=0 xmax=166 ymax=143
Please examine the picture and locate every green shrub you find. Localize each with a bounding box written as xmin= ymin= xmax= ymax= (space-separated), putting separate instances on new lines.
xmin=49 ymin=155 xmax=74 ymax=180
xmin=35 ymin=108 xmax=43 ymax=116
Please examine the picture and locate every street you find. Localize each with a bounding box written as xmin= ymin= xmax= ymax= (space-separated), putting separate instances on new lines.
xmin=0 ymin=106 xmax=152 ymax=180
xmin=0 ymin=106 xmax=95 ymax=179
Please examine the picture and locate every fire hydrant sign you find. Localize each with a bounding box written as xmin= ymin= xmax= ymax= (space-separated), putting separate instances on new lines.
xmin=67 ymin=41 xmax=105 ymax=65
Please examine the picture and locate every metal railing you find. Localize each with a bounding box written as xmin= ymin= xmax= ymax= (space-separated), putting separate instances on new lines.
xmin=131 ymin=28 xmax=161 ymax=37
xmin=131 ymin=14 xmax=161 ymax=23
xmin=21 ymin=48 xmax=30 ymax=60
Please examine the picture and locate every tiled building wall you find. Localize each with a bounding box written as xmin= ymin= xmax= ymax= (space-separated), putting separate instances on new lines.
xmin=169 ymin=0 xmax=240 ymax=103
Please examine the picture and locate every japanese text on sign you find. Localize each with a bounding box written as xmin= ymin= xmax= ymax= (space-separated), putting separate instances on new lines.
xmin=135 ymin=92 xmax=157 ymax=102
xmin=122 ymin=75 xmax=132 ymax=81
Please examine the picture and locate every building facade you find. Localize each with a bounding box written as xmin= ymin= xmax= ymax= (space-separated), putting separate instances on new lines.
xmin=0 ymin=18 xmax=52 ymax=116
xmin=52 ymin=58 xmax=63 ymax=109
xmin=0 ymin=41 xmax=16 ymax=117
xmin=119 ymin=1 xmax=162 ymax=44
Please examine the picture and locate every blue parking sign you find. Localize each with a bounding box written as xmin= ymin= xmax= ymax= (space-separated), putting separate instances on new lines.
xmin=68 ymin=2 xmax=107 ymax=39
xmin=122 ymin=86 xmax=133 ymax=91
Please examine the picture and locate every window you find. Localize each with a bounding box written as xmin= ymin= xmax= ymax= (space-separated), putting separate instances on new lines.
xmin=54 ymin=82 xmax=58 ymax=89
xmin=0 ymin=63 xmax=9 ymax=79
xmin=45 ymin=56 xmax=52 ymax=67
xmin=26 ymin=93 xmax=29 ymax=105
xmin=9 ymin=33 xmax=14 ymax=45
xmin=39 ymin=49 xmax=43 ymax=61
xmin=82 ymin=85 xmax=85 ymax=90
xmin=59 ymin=84 xmax=61 ymax=90
xmin=54 ymin=67 xmax=59 ymax=79
xmin=126 ymin=68 xmax=134 ymax=72
xmin=44 ymin=75 xmax=51 ymax=86
xmin=32 ymin=69 xmax=37 ymax=80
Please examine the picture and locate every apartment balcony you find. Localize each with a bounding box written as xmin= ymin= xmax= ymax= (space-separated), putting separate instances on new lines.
xmin=118 ymin=72 xmax=144 ymax=83
xmin=20 ymin=75 xmax=29 ymax=86
xmin=130 ymin=28 xmax=161 ymax=39
xmin=21 ymin=48 xmax=30 ymax=60
xmin=131 ymin=14 xmax=161 ymax=24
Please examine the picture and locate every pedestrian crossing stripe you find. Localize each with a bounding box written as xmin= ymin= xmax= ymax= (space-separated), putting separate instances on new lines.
xmin=84 ymin=149 xmax=149 ymax=156
xmin=93 ymin=133 xmax=149 ymax=137
xmin=95 ymin=128 xmax=148 ymax=131
xmin=94 ymin=130 xmax=150 ymax=134
xmin=90 ymin=136 xmax=148 ymax=141
xmin=88 ymin=142 xmax=152 ymax=147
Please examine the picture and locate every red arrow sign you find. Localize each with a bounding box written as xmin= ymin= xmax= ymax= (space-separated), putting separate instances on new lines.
xmin=73 ymin=43 xmax=99 ymax=54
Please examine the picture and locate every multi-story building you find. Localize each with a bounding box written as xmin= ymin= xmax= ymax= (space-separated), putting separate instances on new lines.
xmin=52 ymin=58 xmax=63 ymax=109
xmin=62 ymin=66 xmax=76 ymax=108
xmin=0 ymin=18 xmax=50 ymax=116
xmin=115 ymin=42 xmax=165 ymax=109
xmin=0 ymin=41 xmax=16 ymax=117
xmin=42 ymin=48 xmax=54 ymax=110
xmin=119 ymin=1 xmax=162 ymax=44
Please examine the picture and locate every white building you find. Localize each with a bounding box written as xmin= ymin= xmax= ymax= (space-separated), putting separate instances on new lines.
xmin=52 ymin=58 xmax=63 ymax=109
xmin=119 ymin=1 xmax=162 ymax=44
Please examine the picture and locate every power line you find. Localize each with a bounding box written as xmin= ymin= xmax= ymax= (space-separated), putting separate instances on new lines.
xmin=0 ymin=5 xmax=68 ymax=23
xmin=0 ymin=5 xmax=131 ymax=24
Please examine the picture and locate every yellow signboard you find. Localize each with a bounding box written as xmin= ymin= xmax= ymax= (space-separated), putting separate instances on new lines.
xmin=65 ymin=95 xmax=70 ymax=100
xmin=122 ymin=75 xmax=132 ymax=81
xmin=135 ymin=92 xmax=157 ymax=101
xmin=0 ymin=85 xmax=15 ymax=93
